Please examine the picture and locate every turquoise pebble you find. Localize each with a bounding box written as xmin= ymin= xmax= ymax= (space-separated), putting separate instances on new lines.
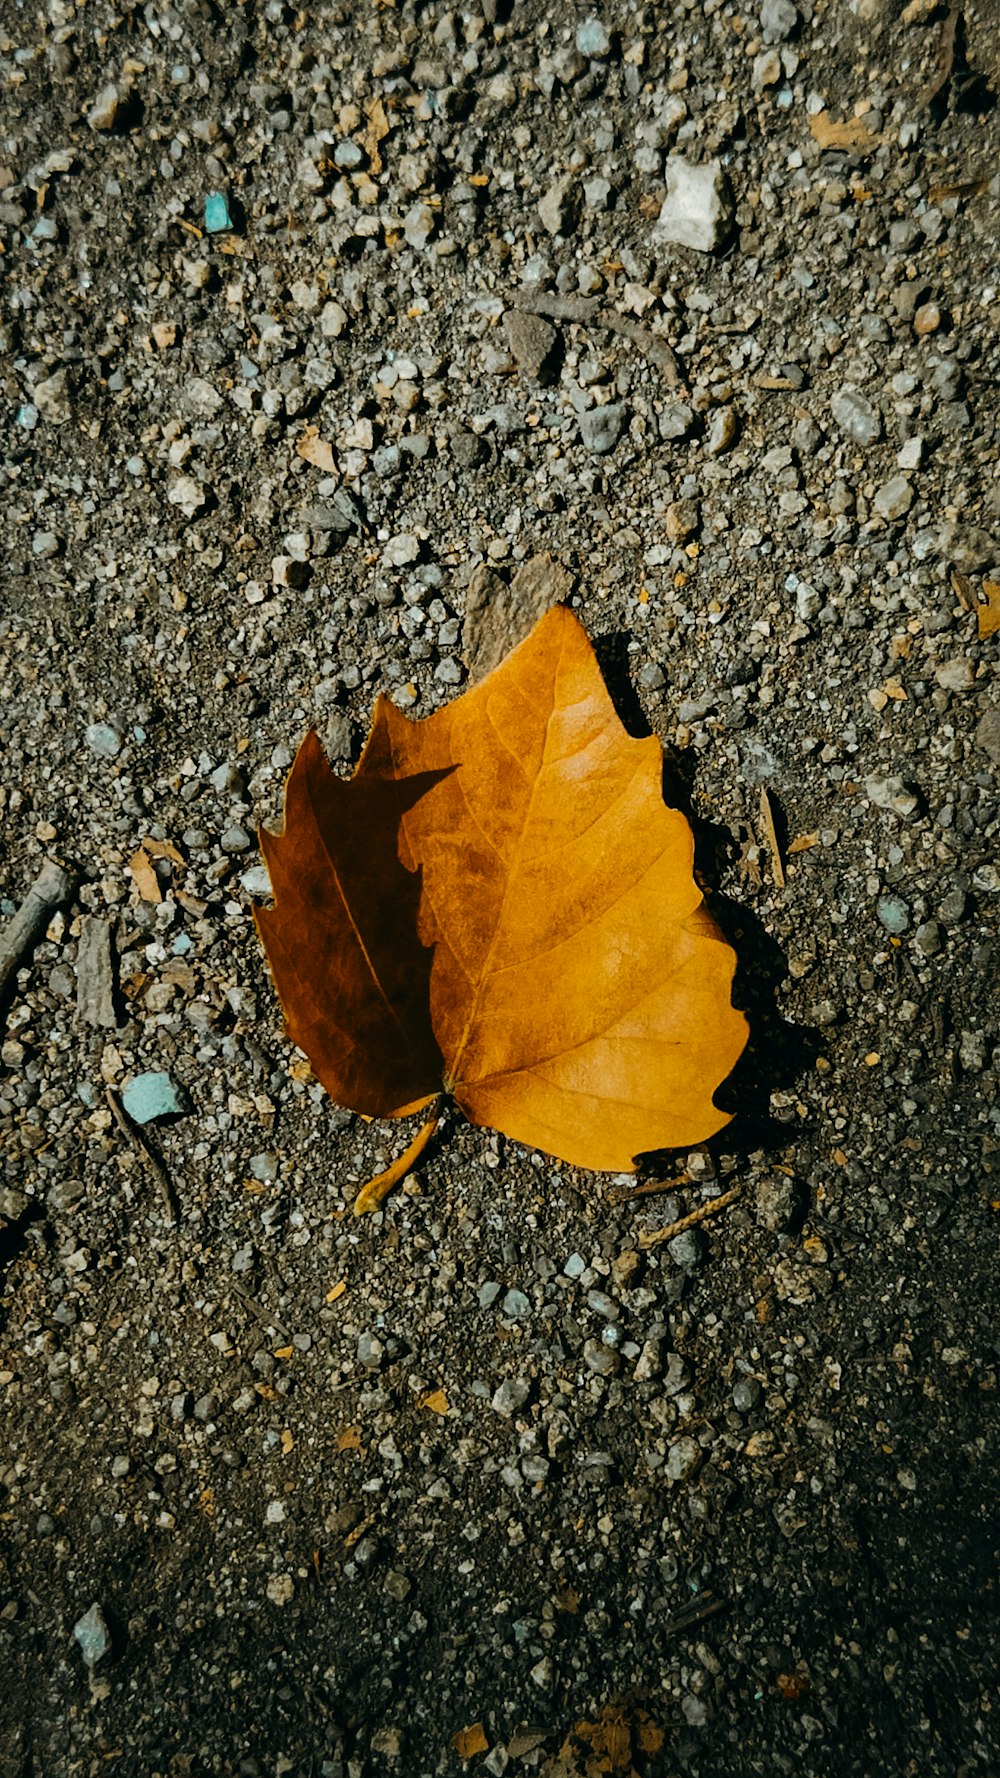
xmin=121 ymin=1071 xmax=187 ymax=1124
xmin=204 ymin=190 xmax=232 ymax=233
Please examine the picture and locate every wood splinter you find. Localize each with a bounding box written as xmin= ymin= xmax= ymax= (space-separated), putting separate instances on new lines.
xmin=353 ymin=1098 xmax=443 ymax=1217
xmin=0 ymin=859 xmax=77 ymax=1005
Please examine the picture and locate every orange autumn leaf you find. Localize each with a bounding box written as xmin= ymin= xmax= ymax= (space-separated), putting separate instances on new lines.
xmin=978 ymin=579 xmax=1000 ymax=640
xmin=549 ymin=1703 xmax=664 ymax=1777
xmin=452 ymin=1723 xmax=489 ymax=1759
xmin=255 ymin=607 xmax=747 ymax=1173
xmin=296 ymin=425 xmax=337 ymax=474
xmin=809 ymin=111 xmax=877 ymax=151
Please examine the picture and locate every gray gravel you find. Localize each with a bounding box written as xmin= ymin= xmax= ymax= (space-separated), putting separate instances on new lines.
xmin=1 ymin=1 xmax=1000 ymax=1775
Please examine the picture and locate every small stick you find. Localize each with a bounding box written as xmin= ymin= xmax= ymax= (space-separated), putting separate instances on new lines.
xmin=105 ymin=1085 xmax=178 ymax=1224
xmin=0 ymin=859 xmax=76 ymax=1002
xmin=609 ymin=1172 xmax=688 ymax=1203
xmin=662 ymin=1592 xmax=726 ymax=1636
xmin=638 ymin=1183 xmax=741 ymax=1249
xmin=353 ymin=1099 xmax=442 ymax=1217
xmin=232 ymin=1281 xmax=293 ymax=1344
xmin=759 ymin=787 xmax=786 ymax=890
xmin=515 ymin=292 xmax=681 ymax=384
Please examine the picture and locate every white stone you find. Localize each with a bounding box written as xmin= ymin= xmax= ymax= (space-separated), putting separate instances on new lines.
xmin=655 ymin=157 xmax=733 ymax=253
xmin=403 ymin=203 xmax=435 ymax=250
xmin=167 ymin=474 xmax=207 ymax=519
xmin=382 ymin=532 xmax=420 ymax=567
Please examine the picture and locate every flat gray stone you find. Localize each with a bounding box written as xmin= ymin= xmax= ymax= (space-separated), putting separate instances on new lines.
xmin=463 ymin=553 xmax=574 ymax=682
xmin=831 ymin=386 xmax=881 ymax=446
xmin=121 ymin=1070 xmax=188 ymax=1124
xmin=874 ymin=474 xmax=914 ymax=520
xmin=975 ymin=706 xmax=1000 ymax=765
xmin=760 ymin=0 xmax=798 ymax=40
xmin=578 ymin=401 xmax=627 ymax=455
xmin=504 ymin=311 xmax=560 ymax=383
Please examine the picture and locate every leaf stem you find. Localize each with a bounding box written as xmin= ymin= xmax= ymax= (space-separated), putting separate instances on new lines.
xmin=353 ymin=1098 xmax=444 ymax=1217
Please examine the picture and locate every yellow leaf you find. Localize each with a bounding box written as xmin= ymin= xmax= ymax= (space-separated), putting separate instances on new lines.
xmin=296 ymin=425 xmax=337 ymax=474
xmin=553 ymin=1580 xmax=581 ymax=1614
xmin=337 ymin=1425 xmax=362 ymax=1451
xmin=810 ymin=111 xmax=877 ymax=151
xmin=420 ymin=1387 xmax=450 ymax=1416
xmin=128 ymin=848 xmax=162 ymax=904
xmin=255 ymin=609 xmax=747 ymax=1175
xmin=978 ymin=580 xmax=1000 ymax=640
xmin=280 ymin=1428 xmax=294 ymax=1454
xmin=452 ymin=1724 xmax=489 ymax=1759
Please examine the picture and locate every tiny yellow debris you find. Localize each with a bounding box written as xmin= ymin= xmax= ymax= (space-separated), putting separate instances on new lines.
xmin=419 ymin=1388 xmax=449 ymax=1416
xmin=452 ymin=1724 xmax=489 ymax=1760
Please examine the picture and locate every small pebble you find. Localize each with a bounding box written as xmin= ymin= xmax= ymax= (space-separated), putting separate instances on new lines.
xmin=665 ymin=1435 xmax=702 ymax=1482
xmin=578 ymin=402 xmax=627 ymax=455
xmin=85 ymin=722 xmax=122 ymax=759
xmin=935 ymin=659 xmax=975 ymax=692
xmin=204 ymin=191 xmax=233 ymax=233
xmin=576 ymin=17 xmax=612 ymax=56
xmin=874 ymin=475 xmax=913 ymax=521
xmin=754 ymin=1174 xmax=798 ymax=1232
xmin=760 ymin=0 xmax=798 ymax=41
xmin=505 ymin=311 xmax=560 ymax=383
xmin=876 ymin=894 xmax=911 ymax=936
xmin=491 ymin=1379 xmax=530 ymax=1418
xmin=73 ymin=1602 xmax=111 ymax=1668
xmin=537 ymin=177 xmax=579 ymax=238
xmin=733 ymin=1377 xmax=761 ymax=1413
xmin=87 ymin=85 xmax=120 ymax=131
xmin=830 ymin=386 xmax=881 ymax=447
xmin=656 ymin=156 xmax=733 ymax=254
xmin=705 ymin=408 xmax=738 ymax=456
xmin=121 ymin=1071 xmax=188 ymax=1124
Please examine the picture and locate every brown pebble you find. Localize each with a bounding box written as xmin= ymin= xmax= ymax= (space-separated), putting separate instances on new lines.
xmin=914 ymin=301 xmax=941 ymax=337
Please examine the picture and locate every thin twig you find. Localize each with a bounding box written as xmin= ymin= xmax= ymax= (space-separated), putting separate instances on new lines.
xmin=662 ymin=1592 xmax=726 ymax=1636
xmin=609 ymin=1172 xmax=689 ymax=1203
xmin=353 ymin=1098 xmax=443 ymax=1216
xmin=515 ymin=291 xmax=681 ymax=383
xmin=105 ymin=1085 xmax=178 ymax=1224
xmin=232 ymin=1281 xmax=293 ymax=1343
xmin=0 ymin=859 xmax=76 ymax=1003
xmin=638 ymin=1184 xmax=742 ymax=1249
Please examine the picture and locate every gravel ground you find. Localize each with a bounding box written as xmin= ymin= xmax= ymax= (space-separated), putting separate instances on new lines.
xmin=2 ymin=0 xmax=1000 ymax=1773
